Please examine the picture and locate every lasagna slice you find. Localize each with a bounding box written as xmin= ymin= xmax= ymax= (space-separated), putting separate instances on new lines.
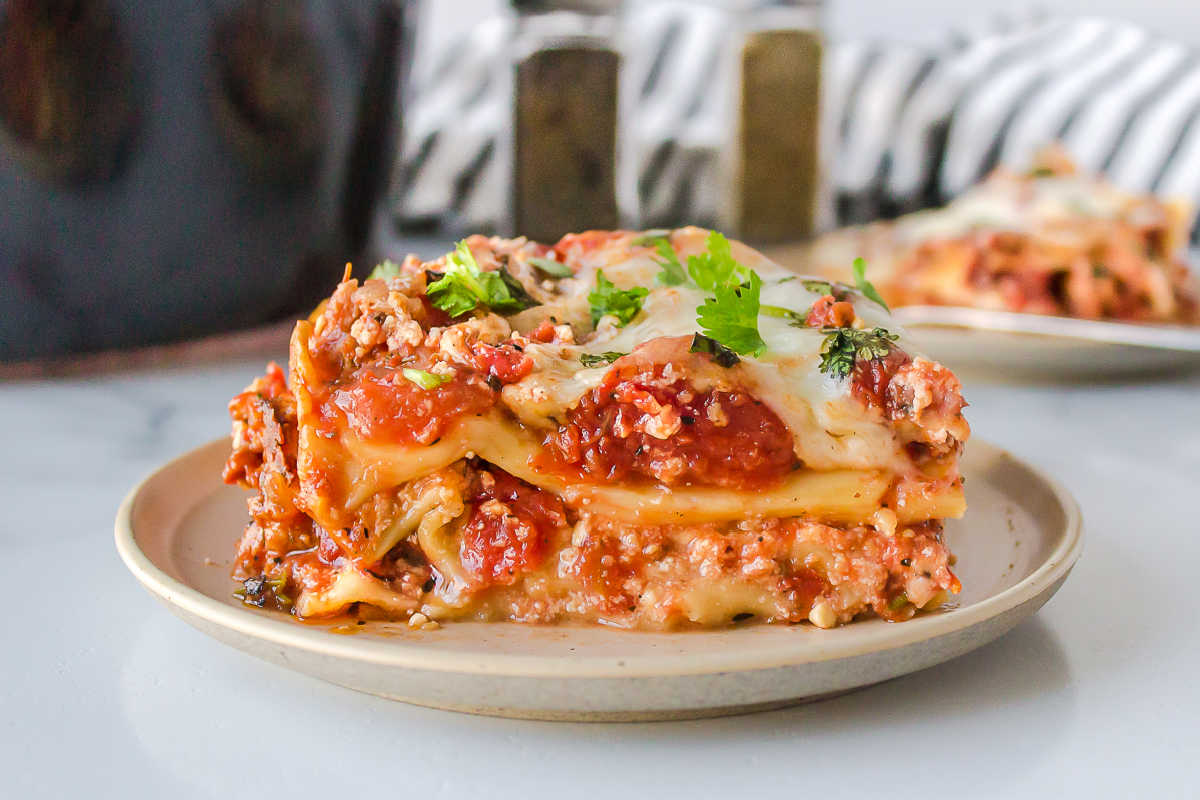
xmin=800 ymin=150 xmax=1200 ymax=323
xmin=223 ymin=228 xmax=970 ymax=630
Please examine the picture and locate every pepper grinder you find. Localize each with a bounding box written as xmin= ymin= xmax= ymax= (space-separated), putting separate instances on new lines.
xmin=726 ymin=0 xmax=826 ymax=243
xmin=510 ymin=0 xmax=621 ymax=242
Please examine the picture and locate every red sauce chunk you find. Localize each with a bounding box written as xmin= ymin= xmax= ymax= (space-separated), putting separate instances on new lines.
xmin=850 ymin=349 xmax=912 ymax=411
xmin=781 ymin=566 xmax=826 ymax=613
xmin=459 ymin=468 xmax=567 ymax=585
xmin=467 ymin=342 xmax=534 ymax=384
xmin=804 ymin=295 xmax=856 ymax=328
xmin=561 ymin=534 xmax=635 ymax=613
xmin=540 ymin=365 xmax=798 ymax=488
xmin=326 ymin=366 xmax=494 ymax=445
xmin=553 ymin=230 xmax=626 ymax=262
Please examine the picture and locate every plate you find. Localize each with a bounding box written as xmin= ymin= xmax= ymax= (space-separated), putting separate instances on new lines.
xmin=892 ymin=306 xmax=1200 ymax=378
xmin=115 ymin=437 xmax=1082 ymax=722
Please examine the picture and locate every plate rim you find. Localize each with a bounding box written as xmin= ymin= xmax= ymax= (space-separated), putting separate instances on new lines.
xmin=115 ymin=437 xmax=1083 ymax=680
xmin=892 ymin=305 xmax=1200 ymax=352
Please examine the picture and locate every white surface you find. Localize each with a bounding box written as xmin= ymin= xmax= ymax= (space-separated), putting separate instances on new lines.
xmin=2 ymin=353 xmax=1199 ymax=796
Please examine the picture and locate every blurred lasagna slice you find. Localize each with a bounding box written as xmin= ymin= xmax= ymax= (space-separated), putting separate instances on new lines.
xmin=801 ymin=149 xmax=1200 ymax=323
xmin=223 ymin=228 xmax=970 ymax=630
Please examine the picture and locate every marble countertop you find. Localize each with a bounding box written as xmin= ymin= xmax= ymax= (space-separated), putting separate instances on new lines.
xmin=3 ymin=351 xmax=1198 ymax=798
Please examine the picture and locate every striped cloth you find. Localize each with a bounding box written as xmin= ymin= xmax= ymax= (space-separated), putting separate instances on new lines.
xmin=391 ymin=12 xmax=1200 ymax=243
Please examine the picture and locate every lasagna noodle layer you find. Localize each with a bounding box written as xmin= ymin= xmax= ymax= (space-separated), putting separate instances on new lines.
xmin=290 ymin=479 xmax=960 ymax=629
xmin=312 ymin=416 xmax=964 ymax=541
xmin=291 ymin=318 xmax=964 ymax=551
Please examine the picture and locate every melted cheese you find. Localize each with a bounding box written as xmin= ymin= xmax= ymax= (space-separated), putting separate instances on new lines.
xmin=897 ymin=174 xmax=1138 ymax=243
xmin=502 ymin=231 xmax=912 ymax=473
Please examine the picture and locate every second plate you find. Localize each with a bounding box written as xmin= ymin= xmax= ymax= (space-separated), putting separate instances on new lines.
xmin=892 ymin=306 xmax=1200 ymax=378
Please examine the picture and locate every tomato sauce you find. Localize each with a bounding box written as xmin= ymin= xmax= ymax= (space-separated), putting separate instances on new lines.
xmin=553 ymin=230 xmax=626 ymax=262
xmin=782 ymin=567 xmax=826 ymax=613
xmin=286 ymin=537 xmax=345 ymax=599
xmin=850 ymin=349 xmax=912 ymax=411
xmin=466 ymin=342 xmax=534 ymax=383
xmin=325 ymin=366 xmax=494 ymax=446
xmin=804 ymin=295 xmax=856 ymax=328
xmin=539 ymin=366 xmax=797 ymax=489
xmin=528 ymin=319 xmax=559 ymax=343
xmin=560 ymin=534 xmax=635 ymax=613
xmin=459 ymin=468 xmax=567 ymax=586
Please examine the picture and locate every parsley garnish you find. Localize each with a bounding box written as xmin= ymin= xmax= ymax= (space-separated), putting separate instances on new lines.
xmin=686 ymin=231 xmax=751 ymax=291
xmin=589 ymin=270 xmax=648 ymax=327
xmin=529 ymin=256 xmax=573 ymax=277
xmin=369 ymin=260 xmax=403 ymax=280
xmin=696 ymin=271 xmax=766 ymax=357
xmin=653 ymin=239 xmax=688 ymax=286
xmin=580 ymin=351 xmax=626 ymax=367
xmin=759 ymin=303 xmax=806 ymax=323
xmin=402 ymin=368 xmax=452 ymax=390
xmin=498 ymin=270 xmax=537 ymax=307
xmin=852 ymin=258 xmax=889 ymax=312
xmin=684 ymin=232 xmax=767 ymax=356
xmin=689 ymin=333 xmax=740 ymax=367
xmin=818 ymin=327 xmax=899 ymax=378
xmin=802 ymin=279 xmax=835 ymax=296
xmin=426 ymin=241 xmax=539 ymax=317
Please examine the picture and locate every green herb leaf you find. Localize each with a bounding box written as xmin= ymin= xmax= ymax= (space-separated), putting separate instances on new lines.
xmin=696 ymin=271 xmax=767 ymax=357
xmin=369 ymin=260 xmax=404 ymax=281
xmin=589 ymin=270 xmax=648 ymax=327
xmin=759 ymin=303 xmax=806 ymax=323
xmin=653 ymin=239 xmax=688 ymax=286
xmin=402 ymin=368 xmax=452 ymax=390
xmin=498 ymin=269 xmax=537 ymax=308
xmin=580 ymin=351 xmax=626 ymax=368
xmin=801 ymin=279 xmax=835 ymax=296
xmin=686 ymin=231 xmax=751 ymax=292
xmin=817 ymin=326 xmax=900 ymax=379
xmin=529 ymin=256 xmax=573 ymax=277
xmin=851 ymin=258 xmax=889 ymax=312
xmin=689 ymin=333 xmax=741 ymax=367
xmin=426 ymin=241 xmax=539 ymax=317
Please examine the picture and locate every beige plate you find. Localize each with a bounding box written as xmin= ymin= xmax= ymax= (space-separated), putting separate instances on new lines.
xmin=115 ymin=438 xmax=1082 ymax=722
xmin=892 ymin=306 xmax=1200 ymax=378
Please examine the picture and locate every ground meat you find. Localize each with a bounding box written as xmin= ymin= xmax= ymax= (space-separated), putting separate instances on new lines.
xmin=459 ymin=467 xmax=567 ymax=586
xmin=540 ymin=364 xmax=798 ymax=488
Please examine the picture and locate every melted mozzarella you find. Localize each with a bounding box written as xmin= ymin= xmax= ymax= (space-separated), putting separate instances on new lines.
xmin=500 ymin=230 xmax=915 ymax=472
xmin=898 ymin=174 xmax=1136 ymax=243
